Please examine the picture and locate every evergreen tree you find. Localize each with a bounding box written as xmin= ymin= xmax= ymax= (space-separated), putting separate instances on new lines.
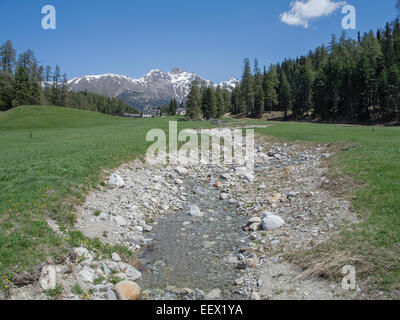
xmin=201 ymin=86 xmax=216 ymax=120
xmin=0 ymin=40 xmax=16 ymax=73
xmin=254 ymin=86 xmax=264 ymax=118
xmin=168 ymin=99 xmax=177 ymax=115
xmin=239 ymin=58 xmax=254 ymax=115
xmin=215 ymin=86 xmax=225 ymax=118
xmin=278 ymin=71 xmax=291 ymax=120
xmin=263 ymin=65 xmax=279 ymax=112
xmin=0 ymin=71 xmax=14 ymax=110
xmin=12 ymin=66 xmax=31 ymax=107
xmin=293 ymin=63 xmax=313 ymax=119
xmin=186 ymin=81 xmax=202 ymax=120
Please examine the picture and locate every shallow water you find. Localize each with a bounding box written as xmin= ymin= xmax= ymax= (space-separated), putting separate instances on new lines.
xmin=136 ymin=176 xmax=248 ymax=299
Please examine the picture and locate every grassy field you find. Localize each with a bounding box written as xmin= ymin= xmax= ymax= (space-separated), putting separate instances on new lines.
xmin=0 ymin=105 xmax=212 ymax=278
xmin=0 ymin=106 xmax=399 ymax=296
xmin=254 ymin=122 xmax=400 ymax=295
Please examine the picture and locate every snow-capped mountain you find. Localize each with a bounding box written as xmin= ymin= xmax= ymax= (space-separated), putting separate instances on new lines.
xmin=68 ymin=68 xmax=239 ymax=111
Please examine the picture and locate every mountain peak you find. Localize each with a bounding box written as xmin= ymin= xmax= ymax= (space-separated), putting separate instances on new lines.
xmin=170 ymin=67 xmax=186 ymax=74
xmin=68 ymin=68 xmax=238 ymax=112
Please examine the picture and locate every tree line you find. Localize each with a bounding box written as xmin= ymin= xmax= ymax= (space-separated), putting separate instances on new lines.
xmin=185 ymin=82 xmax=232 ymax=120
xmin=187 ymin=18 xmax=400 ymax=123
xmin=0 ymin=41 xmax=136 ymax=115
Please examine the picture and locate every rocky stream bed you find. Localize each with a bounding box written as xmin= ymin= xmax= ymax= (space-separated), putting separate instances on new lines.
xmin=5 ymin=133 xmax=365 ymax=300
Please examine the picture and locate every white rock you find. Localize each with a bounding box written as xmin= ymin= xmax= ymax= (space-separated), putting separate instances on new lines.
xmin=220 ymin=173 xmax=231 ymax=180
xmin=105 ymin=289 xmax=117 ymax=300
xmin=189 ymin=205 xmax=204 ymax=217
xmin=74 ymin=247 xmax=90 ymax=259
xmin=262 ymin=211 xmax=274 ymax=217
xmin=108 ymin=173 xmax=125 ymax=188
xmin=235 ymin=167 xmax=248 ymax=176
xmin=261 ymin=215 xmax=285 ymax=230
xmin=175 ymin=178 xmax=184 ymax=185
xmin=112 ymin=252 xmax=122 ymax=262
xmin=248 ymin=217 xmax=261 ymax=224
xmin=175 ymin=166 xmax=189 ymax=176
xmin=39 ymin=266 xmax=57 ymax=290
xmin=125 ymin=266 xmax=142 ymax=281
xmin=78 ymin=268 xmax=95 ymax=283
xmin=115 ymin=216 xmax=128 ymax=226
xmin=207 ymin=289 xmax=222 ymax=300
xmin=249 ymin=223 xmax=260 ymax=232
xmin=220 ymin=193 xmax=230 ymax=200
xmin=244 ymin=173 xmax=255 ymax=183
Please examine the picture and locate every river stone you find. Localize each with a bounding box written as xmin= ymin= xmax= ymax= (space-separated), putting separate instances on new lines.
xmin=108 ymin=173 xmax=125 ymax=188
xmin=125 ymin=266 xmax=142 ymax=281
xmin=113 ymin=281 xmax=142 ymax=300
xmin=244 ymin=257 xmax=259 ymax=268
xmin=105 ymin=289 xmax=117 ymax=300
xmin=39 ymin=266 xmax=57 ymax=290
xmin=115 ymin=216 xmax=128 ymax=226
xmin=247 ymin=217 xmax=261 ymax=224
xmin=249 ymin=222 xmax=260 ymax=232
xmin=189 ymin=205 xmax=203 ymax=217
xmin=74 ymin=247 xmax=90 ymax=259
xmin=261 ymin=215 xmax=285 ymax=230
xmin=267 ymin=193 xmax=282 ymax=204
xmin=244 ymin=173 xmax=255 ymax=183
xmin=175 ymin=166 xmax=189 ymax=176
xmin=112 ymin=252 xmax=122 ymax=262
xmin=220 ymin=193 xmax=230 ymax=200
xmin=207 ymin=289 xmax=222 ymax=300
xmin=220 ymin=173 xmax=231 ymax=180
xmin=78 ymin=268 xmax=95 ymax=283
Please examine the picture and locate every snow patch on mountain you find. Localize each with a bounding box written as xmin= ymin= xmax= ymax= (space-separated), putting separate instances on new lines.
xmin=68 ymin=68 xmax=238 ymax=111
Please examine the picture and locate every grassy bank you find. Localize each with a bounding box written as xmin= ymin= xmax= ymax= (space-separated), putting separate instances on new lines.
xmin=0 ymin=105 xmax=211 ymax=278
xmin=255 ymin=122 xmax=400 ymax=295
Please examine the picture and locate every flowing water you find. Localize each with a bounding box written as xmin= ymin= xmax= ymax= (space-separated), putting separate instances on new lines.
xmin=136 ymin=175 xmax=248 ymax=299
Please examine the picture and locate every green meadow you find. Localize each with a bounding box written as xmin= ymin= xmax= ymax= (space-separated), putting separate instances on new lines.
xmin=0 ymin=106 xmax=399 ymax=294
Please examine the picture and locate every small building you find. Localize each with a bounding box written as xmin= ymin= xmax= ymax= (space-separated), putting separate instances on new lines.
xmin=124 ymin=113 xmax=142 ymax=118
xmin=176 ymin=108 xmax=186 ymax=116
xmin=143 ymin=106 xmax=161 ymax=118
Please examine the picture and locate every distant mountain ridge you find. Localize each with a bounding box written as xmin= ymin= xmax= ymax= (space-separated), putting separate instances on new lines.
xmin=68 ymin=68 xmax=239 ymax=111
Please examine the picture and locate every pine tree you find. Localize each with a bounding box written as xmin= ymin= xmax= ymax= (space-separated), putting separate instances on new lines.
xmin=0 ymin=71 xmax=14 ymax=110
xmin=293 ymin=63 xmax=313 ymax=119
xmin=239 ymin=58 xmax=254 ymax=115
xmin=201 ymin=87 xmax=217 ymax=120
xmin=168 ymin=99 xmax=177 ymax=115
xmin=215 ymin=86 xmax=225 ymax=118
xmin=0 ymin=40 xmax=16 ymax=73
xmin=263 ymin=65 xmax=279 ymax=112
xmin=186 ymin=81 xmax=202 ymax=120
xmin=254 ymin=86 xmax=264 ymax=118
xmin=12 ymin=66 xmax=31 ymax=107
xmin=278 ymin=71 xmax=291 ymax=120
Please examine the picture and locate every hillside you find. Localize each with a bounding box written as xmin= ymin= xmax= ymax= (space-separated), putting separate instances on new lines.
xmin=68 ymin=68 xmax=239 ymax=111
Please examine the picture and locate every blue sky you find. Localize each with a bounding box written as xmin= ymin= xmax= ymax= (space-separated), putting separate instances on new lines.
xmin=0 ymin=0 xmax=397 ymax=82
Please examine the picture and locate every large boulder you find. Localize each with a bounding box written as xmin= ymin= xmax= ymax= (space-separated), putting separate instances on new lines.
xmin=113 ymin=281 xmax=142 ymax=300
xmin=261 ymin=215 xmax=285 ymax=230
